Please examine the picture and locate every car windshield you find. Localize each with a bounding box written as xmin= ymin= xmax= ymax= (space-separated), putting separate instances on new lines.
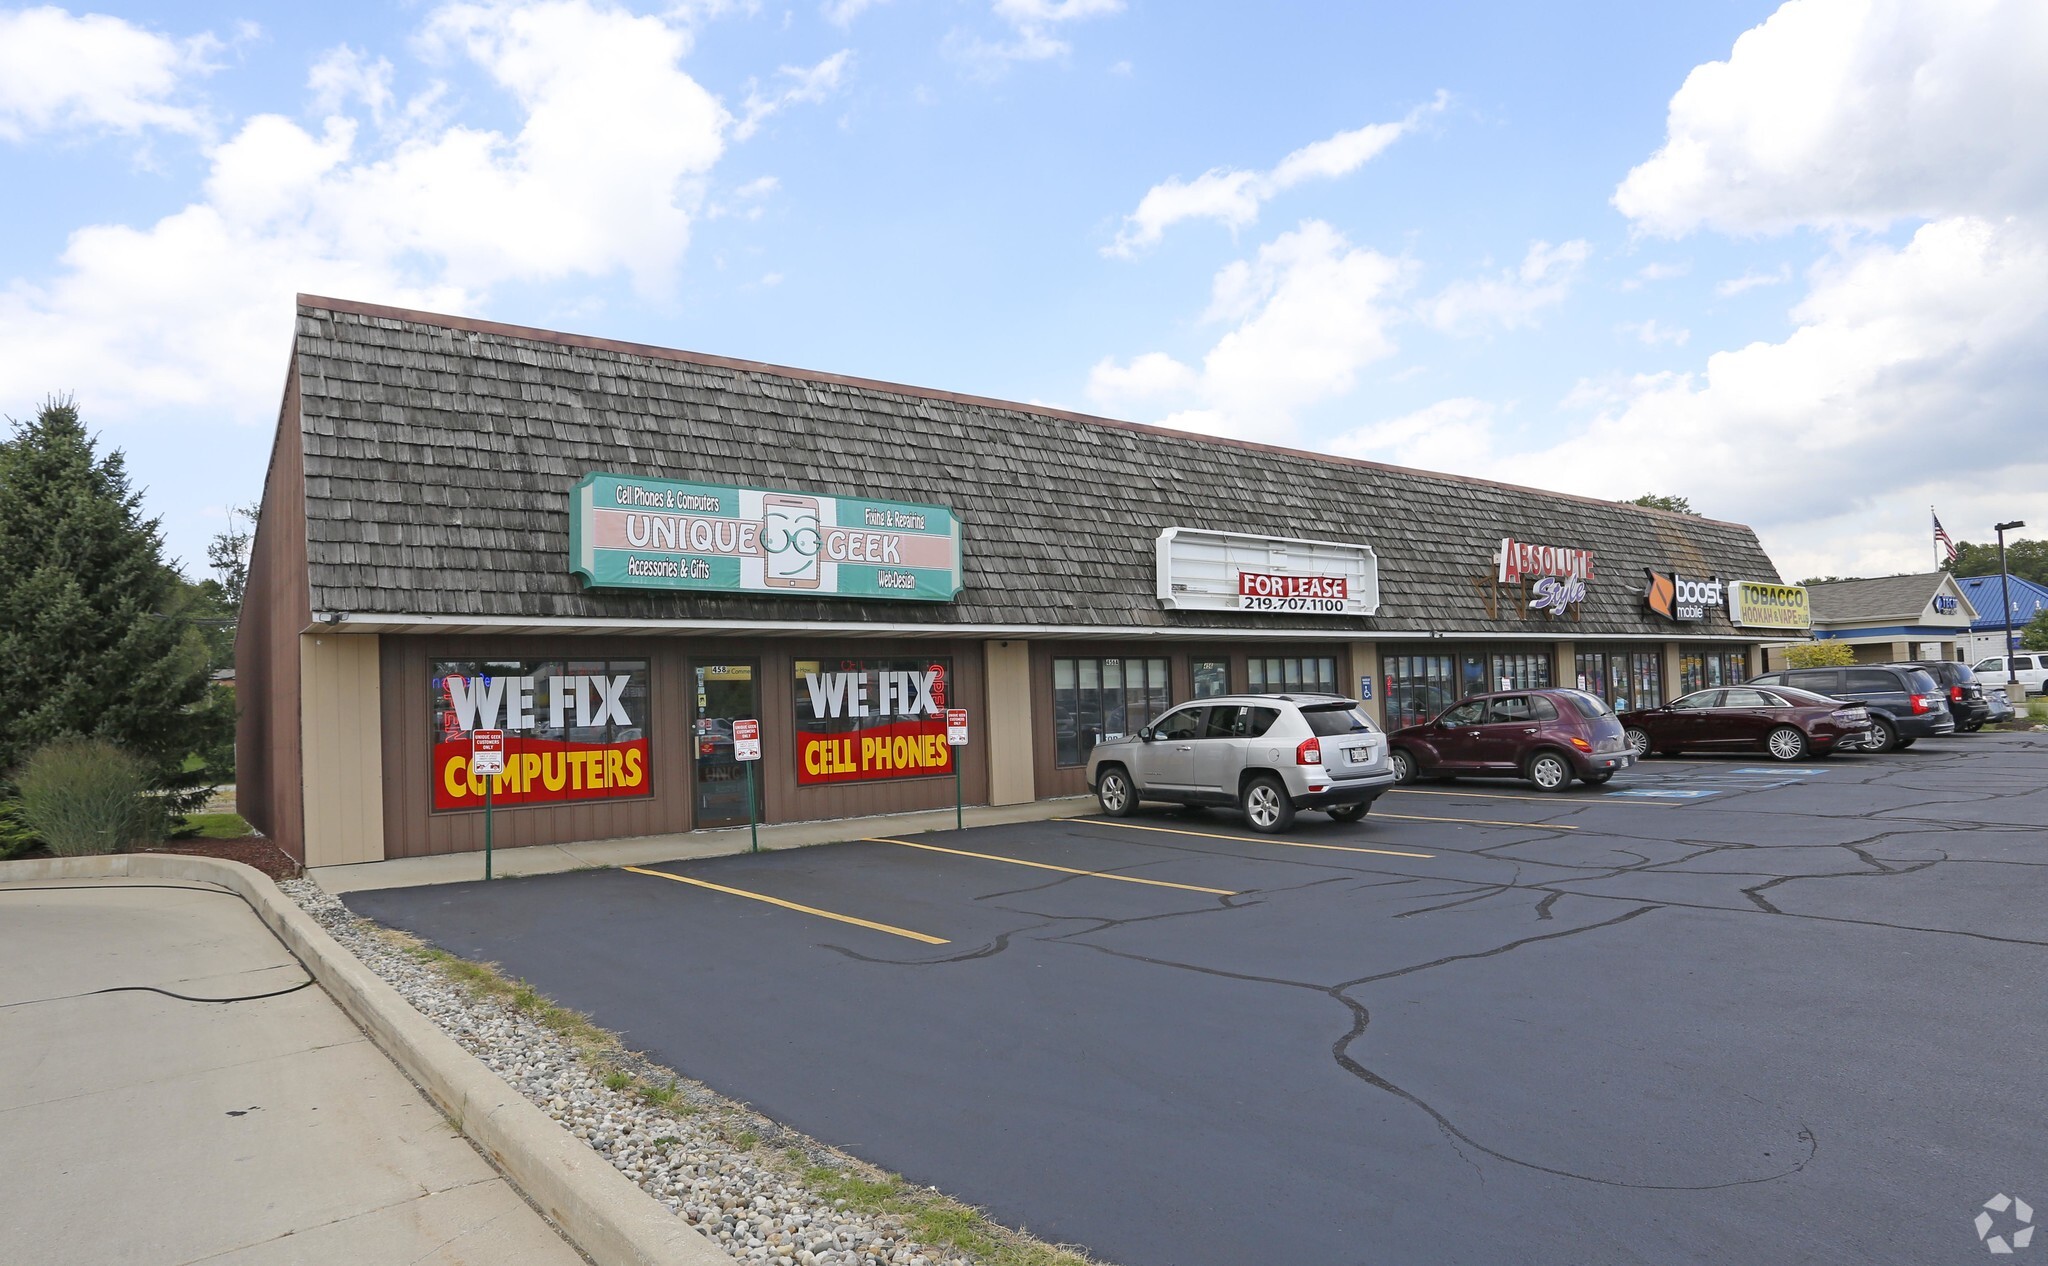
xmin=1302 ymin=703 xmax=1376 ymax=735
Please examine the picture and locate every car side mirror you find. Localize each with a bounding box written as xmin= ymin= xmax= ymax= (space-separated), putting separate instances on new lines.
xmin=1138 ymin=727 xmax=1154 ymax=742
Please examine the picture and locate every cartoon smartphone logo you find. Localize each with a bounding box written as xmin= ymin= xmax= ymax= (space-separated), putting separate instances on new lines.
xmin=762 ymin=494 xmax=822 ymax=588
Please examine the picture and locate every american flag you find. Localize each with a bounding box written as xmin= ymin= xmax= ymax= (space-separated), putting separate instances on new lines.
xmin=1933 ymin=510 xmax=1957 ymax=562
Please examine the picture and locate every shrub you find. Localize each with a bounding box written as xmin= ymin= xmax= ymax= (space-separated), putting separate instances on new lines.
xmin=14 ymin=738 xmax=164 ymax=856
xmin=0 ymin=797 xmax=38 ymax=859
xmin=1783 ymin=641 xmax=1856 ymax=668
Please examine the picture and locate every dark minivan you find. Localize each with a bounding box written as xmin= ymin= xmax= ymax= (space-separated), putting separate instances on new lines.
xmin=1748 ymin=665 xmax=1954 ymax=752
xmin=1891 ymin=660 xmax=1990 ymax=732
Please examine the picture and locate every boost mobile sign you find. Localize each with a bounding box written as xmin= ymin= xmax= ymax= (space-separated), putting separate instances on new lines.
xmin=570 ymin=474 xmax=963 ymax=601
xmin=1644 ymin=570 xmax=1725 ymax=623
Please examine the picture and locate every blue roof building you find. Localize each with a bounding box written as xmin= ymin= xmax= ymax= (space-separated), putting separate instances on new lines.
xmin=1957 ymin=574 xmax=2048 ymax=631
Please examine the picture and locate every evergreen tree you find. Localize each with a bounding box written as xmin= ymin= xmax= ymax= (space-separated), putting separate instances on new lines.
xmin=1625 ymin=493 xmax=1700 ymax=515
xmin=0 ymin=398 xmax=219 ymax=812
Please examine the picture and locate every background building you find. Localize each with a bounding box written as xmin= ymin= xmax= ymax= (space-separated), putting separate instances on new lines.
xmin=1956 ymin=573 xmax=2048 ymax=661
xmin=1784 ymin=573 xmax=1978 ymax=665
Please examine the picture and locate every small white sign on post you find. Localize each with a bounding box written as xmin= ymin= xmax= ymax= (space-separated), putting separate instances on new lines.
xmin=732 ymin=718 xmax=761 ymax=762
xmin=471 ymin=729 xmax=506 ymax=776
xmin=946 ymin=708 xmax=969 ymax=746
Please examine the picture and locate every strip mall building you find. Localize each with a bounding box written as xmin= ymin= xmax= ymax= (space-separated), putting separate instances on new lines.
xmin=239 ymin=297 xmax=1807 ymax=868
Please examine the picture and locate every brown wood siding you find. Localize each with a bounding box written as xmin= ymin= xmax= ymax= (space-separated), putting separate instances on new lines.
xmin=235 ymin=366 xmax=310 ymax=860
xmin=1030 ymin=641 xmax=1347 ymax=799
xmin=378 ymin=636 xmax=988 ymax=857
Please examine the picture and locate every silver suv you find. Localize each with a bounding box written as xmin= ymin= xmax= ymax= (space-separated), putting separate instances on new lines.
xmin=1086 ymin=694 xmax=1396 ymax=833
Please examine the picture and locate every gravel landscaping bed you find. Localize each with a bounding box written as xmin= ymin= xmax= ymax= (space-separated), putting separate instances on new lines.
xmin=284 ymin=879 xmax=1081 ymax=1266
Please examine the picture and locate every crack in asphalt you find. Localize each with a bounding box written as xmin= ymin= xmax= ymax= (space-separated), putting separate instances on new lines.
xmin=806 ymin=741 xmax=2045 ymax=1191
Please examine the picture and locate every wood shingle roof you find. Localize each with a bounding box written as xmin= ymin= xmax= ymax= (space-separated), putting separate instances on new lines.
xmin=289 ymin=296 xmax=1786 ymax=638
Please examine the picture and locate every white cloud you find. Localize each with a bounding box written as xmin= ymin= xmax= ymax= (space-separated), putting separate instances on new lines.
xmin=1615 ymin=0 xmax=2048 ymax=237
xmin=1620 ymin=260 xmax=1688 ymax=290
xmin=1488 ymin=217 xmax=2048 ymax=558
xmin=1620 ymin=318 xmax=1690 ymax=346
xmin=0 ymin=0 xmax=734 ymax=423
xmin=1087 ymin=220 xmax=1408 ymax=439
xmin=734 ymin=174 xmax=779 ymax=198
xmin=1326 ymin=397 xmax=1498 ymax=475
xmin=307 ymin=45 xmax=395 ymax=125
xmin=0 ymin=6 xmax=220 ymax=141
xmin=821 ymin=0 xmax=886 ymax=26
xmin=1107 ymin=93 xmax=1445 ymax=257
xmin=1418 ymin=238 xmax=1589 ymax=334
xmin=948 ymin=0 xmax=1123 ymax=75
xmin=735 ymin=49 xmax=851 ymax=140
xmin=1715 ymin=264 xmax=1791 ymax=296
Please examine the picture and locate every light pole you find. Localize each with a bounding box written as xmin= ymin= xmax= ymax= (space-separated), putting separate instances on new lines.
xmin=1995 ymin=520 xmax=2027 ymax=695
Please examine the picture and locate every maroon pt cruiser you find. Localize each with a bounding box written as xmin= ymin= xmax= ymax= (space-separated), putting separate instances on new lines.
xmin=1387 ymin=688 xmax=1635 ymax=792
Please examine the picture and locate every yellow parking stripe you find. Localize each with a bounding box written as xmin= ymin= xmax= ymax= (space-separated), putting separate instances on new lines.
xmin=622 ymin=866 xmax=949 ymax=945
xmin=1081 ymin=819 xmax=1438 ymax=857
xmin=865 ymin=837 xmax=1237 ymax=896
xmin=1390 ymin=787 xmax=1676 ymax=807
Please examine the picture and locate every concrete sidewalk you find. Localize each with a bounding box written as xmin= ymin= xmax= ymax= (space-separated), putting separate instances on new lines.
xmin=0 ymin=878 xmax=587 ymax=1266
xmin=312 ymin=794 xmax=1095 ymax=894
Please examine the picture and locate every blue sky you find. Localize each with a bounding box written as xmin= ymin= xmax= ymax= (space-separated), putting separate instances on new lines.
xmin=2 ymin=0 xmax=2041 ymax=585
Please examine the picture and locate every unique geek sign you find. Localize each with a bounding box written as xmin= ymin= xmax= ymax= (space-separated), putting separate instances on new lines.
xmin=1156 ymin=528 xmax=1380 ymax=615
xmin=1497 ymin=537 xmax=1594 ymax=617
xmin=433 ymin=661 xmax=650 ymax=810
xmin=1645 ymin=571 xmax=1725 ymax=623
xmin=1725 ymin=581 xmax=1812 ymax=630
xmin=570 ymin=474 xmax=963 ymax=601
xmin=795 ymin=657 xmax=954 ymax=784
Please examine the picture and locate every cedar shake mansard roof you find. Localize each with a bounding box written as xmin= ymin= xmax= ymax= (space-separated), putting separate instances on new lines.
xmin=279 ymin=295 xmax=1785 ymax=639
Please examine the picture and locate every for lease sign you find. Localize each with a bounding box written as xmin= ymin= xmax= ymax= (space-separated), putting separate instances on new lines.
xmin=570 ymin=474 xmax=962 ymax=601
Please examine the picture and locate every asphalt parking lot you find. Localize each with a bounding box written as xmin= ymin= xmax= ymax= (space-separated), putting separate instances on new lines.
xmin=347 ymin=732 xmax=2048 ymax=1266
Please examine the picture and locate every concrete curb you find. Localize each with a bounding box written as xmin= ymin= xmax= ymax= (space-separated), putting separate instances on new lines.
xmin=0 ymin=853 xmax=731 ymax=1266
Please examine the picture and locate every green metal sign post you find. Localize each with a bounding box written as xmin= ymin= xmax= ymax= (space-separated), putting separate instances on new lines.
xmin=472 ymin=729 xmax=505 ymax=881
xmin=946 ymin=708 xmax=967 ymax=831
xmin=733 ymin=718 xmax=762 ymax=853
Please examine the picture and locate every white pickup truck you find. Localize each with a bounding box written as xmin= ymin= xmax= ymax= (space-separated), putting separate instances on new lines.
xmin=1973 ymin=654 xmax=2048 ymax=698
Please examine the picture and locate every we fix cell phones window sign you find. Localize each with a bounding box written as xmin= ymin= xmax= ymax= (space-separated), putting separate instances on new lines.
xmin=569 ymin=474 xmax=963 ymax=602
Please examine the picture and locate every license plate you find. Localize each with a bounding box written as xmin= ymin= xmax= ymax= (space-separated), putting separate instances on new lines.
xmin=1347 ymin=747 xmax=1368 ymax=762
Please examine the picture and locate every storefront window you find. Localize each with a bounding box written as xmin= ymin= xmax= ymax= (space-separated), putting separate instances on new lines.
xmin=1382 ymin=653 xmax=1458 ymax=728
xmin=1488 ymin=651 xmax=1552 ymax=692
xmin=1680 ymin=648 xmax=1749 ymax=694
xmin=1248 ymin=656 xmax=1338 ymax=695
xmin=1192 ymin=658 xmax=1231 ymax=699
xmin=1054 ymin=657 xmax=1171 ymax=767
xmin=793 ymin=657 xmax=952 ymax=784
xmin=430 ymin=659 xmax=651 ymax=811
xmin=1574 ymin=648 xmax=1665 ymax=711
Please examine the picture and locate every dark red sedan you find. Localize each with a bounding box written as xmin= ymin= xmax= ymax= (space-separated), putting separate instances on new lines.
xmin=1387 ymin=688 xmax=1634 ymax=792
xmin=1618 ymin=685 xmax=1872 ymax=761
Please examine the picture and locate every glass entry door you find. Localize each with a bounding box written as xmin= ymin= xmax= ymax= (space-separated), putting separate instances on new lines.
xmin=692 ymin=662 xmax=760 ymax=828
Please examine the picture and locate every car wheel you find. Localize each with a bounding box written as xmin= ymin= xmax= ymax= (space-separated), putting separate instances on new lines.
xmin=1623 ymin=727 xmax=1652 ymax=758
xmin=1527 ymin=750 xmax=1574 ymax=792
xmin=1863 ymin=717 xmax=1898 ymax=753
xmin=1582 ymin=771 xmax=1613 ymax=785
xmin=1328 ymin=801 xmax=1371 ymax=823
xmin=1095 ymin=766 xmax=1135 ymax=817
xmin=1961 ymin=720 xmax=1983 ymax=733
xmin=1240 ymin=774 xmax=1296 ymax=833
xmin=1389 ymin=747 xmax=1419 ymax=785
xmin=1765 ymin=725 xmax=1808 ymax=762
